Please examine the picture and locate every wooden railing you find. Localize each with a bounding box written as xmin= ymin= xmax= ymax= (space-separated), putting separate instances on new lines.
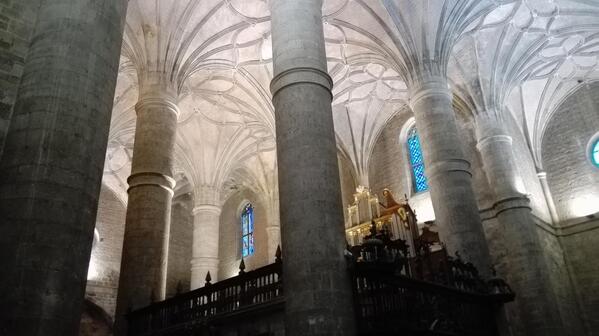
xmin=127 ymin=235 xmax=514 ymax=336
xmin=127 ymin=260 xmax=283 ymax=336
xmin=352 ymin=263 xmax=513 ymax=336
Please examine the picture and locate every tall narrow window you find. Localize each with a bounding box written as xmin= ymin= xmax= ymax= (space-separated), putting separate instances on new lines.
xmin=592 ymin=139 xmax=599 ymax=167
xmin=407 ymin=127 xmax=429 ymax=193
xmin=241 ymin=203 xmax=254 ymax=257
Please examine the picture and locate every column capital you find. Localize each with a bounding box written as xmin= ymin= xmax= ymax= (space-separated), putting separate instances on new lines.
xmin=408 ymin=75 xmax=451 ymax=109
xmin=193 ymin=185 xmax=221 ymax=209
xmin=192 ymin=204 xmax=222 ymax=216
xmin=537 ymin=170 xmax=548 ymax=179
xmin=474 ymin=112 xmax=511 ymax=142
xmin=136 ymin=71 xmax=180 ymax=118
xmin=127 ymin=172 xmax=176 ymax=195
xmin=270 ymin=67 xmax=333 ymax=98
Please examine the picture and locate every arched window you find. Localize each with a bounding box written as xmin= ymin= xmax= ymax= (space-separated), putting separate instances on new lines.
xmin=241 ymin=204 xmax=254 ymax=257
xmin=407 ymin=127 xmax=429 ymax=193
xmin=592 ymin=139 xmax=599 ymax=167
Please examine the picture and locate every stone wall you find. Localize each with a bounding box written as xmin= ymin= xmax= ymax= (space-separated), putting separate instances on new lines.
xmin=0 ymin=0 xmax=39 ymax=156
xmin=166 ymin=192 xmax=193 ymax=297
xmin=219 ymin=188 xmax=270 ymax=280
xmin=541 ymin=82 xmax=599 ymax=334
xmin=85 ymin=184 xmax=126 ymax=318
xmin=560 ymin=219 xmax=599 ymax=335
xmin=367 ymin=109 xmax=437 ymax=222
xmin=541 ymin=83 xmax=599 ymax=221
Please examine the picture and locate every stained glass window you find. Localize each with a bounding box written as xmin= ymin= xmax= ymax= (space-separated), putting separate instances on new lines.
xmin=592 ymin=139 xmax=599 ymax=167
xmin=407 ymin=127 xmax=429 ymax=193
xmin=241 ymin=203 xmax=254 ymax=257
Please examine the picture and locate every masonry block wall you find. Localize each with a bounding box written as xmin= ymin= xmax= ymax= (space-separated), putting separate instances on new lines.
xmin=542 ymin=83 xmax=599 ymax=221
xmin=85 ymin=184 xmax=126 ymax=319
xmin=368 ymin=111 xmax=410 ymax=201
xmin=542 ymin=82 xmax=599 ymax=335
xmin=219 ymin=188 xmax=269 ymax=280
xmin=166 ymin=192 xmax=193 ymax=297
xmin=0 ymin=0 xmax=39 ymax=156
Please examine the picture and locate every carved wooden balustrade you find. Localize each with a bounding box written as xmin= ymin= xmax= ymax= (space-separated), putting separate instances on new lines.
xmin=128 ymin=229 xmax=514 ymax=336
xmin=127 ymin=249 xmax=283 ymax=336
xmin=353 ymin=263 xmax=510 ymax=336
xmin=348 ymin=221 xmax=515 ymax=335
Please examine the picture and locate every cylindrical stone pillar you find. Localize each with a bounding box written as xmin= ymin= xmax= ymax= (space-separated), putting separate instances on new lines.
xmin=408 ymin=76 xmax=491 ymax=274
xmin=537 ymin=171 xmax=560 ymax=224
xmin=0 ymin=0 xmax=127 ymax=334
xmin=190 ymin=200 xmax=221 ymax=289
xmin=476 ymin=113 xmax=565 ymax=336
xmin=114 ymin=85 xmax=179 ymax=335
xmin=270 ymin=0 xmax=356 ymax=334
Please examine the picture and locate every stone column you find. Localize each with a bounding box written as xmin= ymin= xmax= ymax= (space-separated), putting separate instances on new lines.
xmin=0 ymin=0 xmax=127 ymax=334
xmin=266 ymin=190 xmax=281 ymax=262
xmin=475 ymin=113 xmax=565 ymax=336
xmin=190 ymin=186 xmax=221 ymax=289
xmin=408 ymin=75 xmax=492 ymax=274
xmin=266 ymin=226 xmax=281 ymax=262
xmin=270 ymin=0 xmax=356 ymax=334
xmin=537 ymin=171 xmax=560 ymax=224
xmin=114 ymin=79 xmax=179 ymax=334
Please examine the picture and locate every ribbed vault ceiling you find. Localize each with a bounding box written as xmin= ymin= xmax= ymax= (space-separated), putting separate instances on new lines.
xmin=102 ymin=0 xmax=599 ymax=205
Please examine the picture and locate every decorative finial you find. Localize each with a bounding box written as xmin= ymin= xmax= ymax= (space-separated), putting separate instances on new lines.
xmin=239 ymin=258 xmax=246 ymax=275
xmin=205 ymin=271 xmax=212 ymax=286
xmin=275 ymin=245 xmax=282 ymax=263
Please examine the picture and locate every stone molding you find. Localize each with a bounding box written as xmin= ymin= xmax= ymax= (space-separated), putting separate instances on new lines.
xmin=127 ymin=172 xmax=176 ymax=195
xmin=135 ymin=95 xmax=180 ymax=119
xmin=190 ymin=257 xmax=220 ymax=269
xmin=192 ymin=204 xmax=222 ymax=216
xmin=270 ymin=67 xmax=333 ymax=98
xmin=426 ymin=158 xmax=473 ymax=179
xmin=476 ymin=134 xmax=513 ymax=150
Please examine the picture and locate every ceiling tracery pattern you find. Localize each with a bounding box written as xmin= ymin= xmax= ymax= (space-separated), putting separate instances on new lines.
xmin=102 ymin=0 xmax=599 ymax=204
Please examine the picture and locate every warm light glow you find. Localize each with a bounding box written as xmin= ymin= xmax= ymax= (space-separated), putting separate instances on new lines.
xmin=569 ymin=193 xmax=599 ymax=218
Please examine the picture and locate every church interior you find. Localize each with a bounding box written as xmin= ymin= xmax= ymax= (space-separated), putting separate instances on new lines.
xmin=0 ymin=0 xmax=598 ymax=336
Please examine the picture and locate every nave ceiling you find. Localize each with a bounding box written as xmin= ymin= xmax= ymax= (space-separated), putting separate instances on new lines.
xmin=101 ymin=0 xmax=599 ymax=205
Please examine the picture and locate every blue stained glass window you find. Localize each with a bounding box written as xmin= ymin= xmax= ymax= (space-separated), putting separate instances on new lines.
xmin=407 ymin=127 xmax=429 ymax=193
xmin=592 ymin=139 xmax=599 ymax=167
xmin=241 ymin=204 xmax=254 ymax=257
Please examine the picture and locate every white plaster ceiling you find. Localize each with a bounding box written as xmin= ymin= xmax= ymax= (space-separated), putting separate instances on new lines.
xmin=102 ymin=0 xmax=599 ymax=204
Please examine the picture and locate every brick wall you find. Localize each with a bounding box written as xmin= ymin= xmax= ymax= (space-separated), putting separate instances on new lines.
xmin=0 ymin=0 xmax=39 ymax=156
